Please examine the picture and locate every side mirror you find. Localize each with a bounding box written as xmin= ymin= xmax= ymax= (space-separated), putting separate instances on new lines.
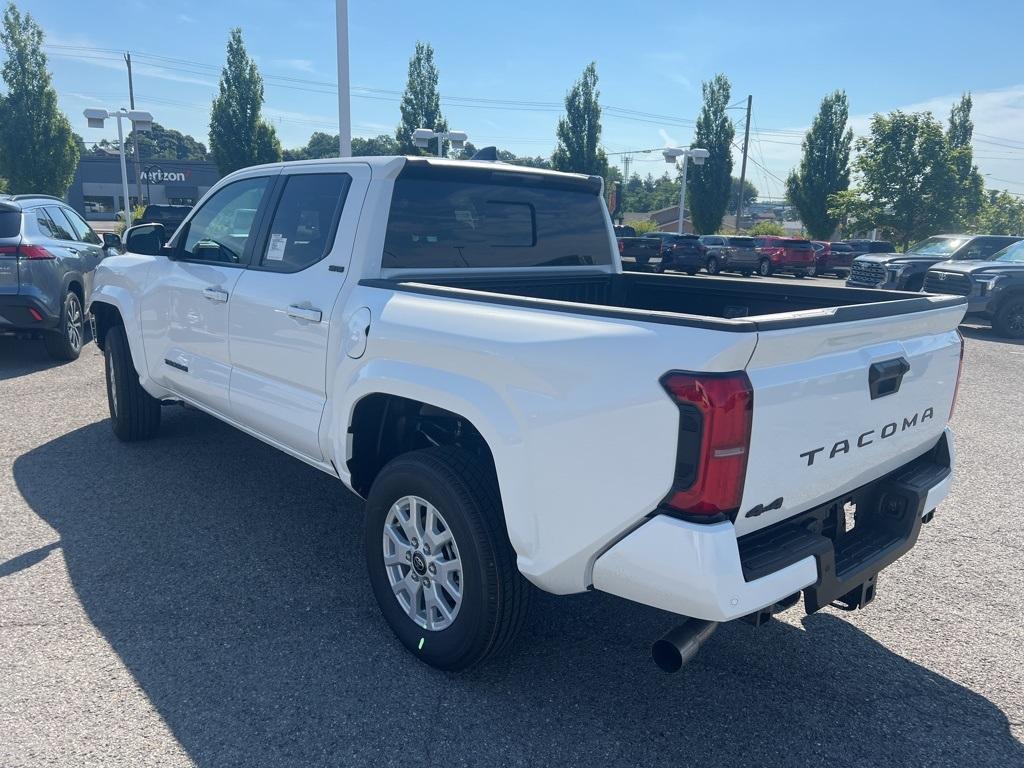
xmin=101 ymin=232 xmax=122 ymax=253
xmin=124 ymin=223 xmax=166 ymax=257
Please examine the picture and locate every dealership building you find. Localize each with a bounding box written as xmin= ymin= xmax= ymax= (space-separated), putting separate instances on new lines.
xmin=66 ymin=155 xmax=222 ymax=222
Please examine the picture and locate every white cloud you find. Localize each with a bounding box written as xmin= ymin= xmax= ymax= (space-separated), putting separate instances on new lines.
xmin=176 ymin=13 xmax=196 ymax=24
xmin=273 ymin=58 xmax=316 ymax=74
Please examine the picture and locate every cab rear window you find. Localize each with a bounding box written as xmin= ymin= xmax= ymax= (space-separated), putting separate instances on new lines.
xmin=383 ymin=165 xmax=612 ymax=269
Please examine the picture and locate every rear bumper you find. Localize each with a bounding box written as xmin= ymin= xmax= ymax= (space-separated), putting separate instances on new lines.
xmin=592 ymin=428 xmax=955 ymax=621
xmin=0 ymin=293 xmax=60 ymax=331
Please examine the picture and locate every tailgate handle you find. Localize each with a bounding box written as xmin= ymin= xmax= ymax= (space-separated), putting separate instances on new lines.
xmin=868 ymin=358 xmax=910 ymax=400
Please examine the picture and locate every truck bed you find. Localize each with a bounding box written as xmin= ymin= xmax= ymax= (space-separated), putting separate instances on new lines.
xmin=364 ymin=271 xmax=965 ymax=332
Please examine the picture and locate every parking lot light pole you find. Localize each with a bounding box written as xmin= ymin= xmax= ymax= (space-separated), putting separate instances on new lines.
xmin=335 ymin=0 xmax=351 ymax=157
xmin=84 ymin=108 xmax=154 ymax=228
xmin=663 ymin=147 xmax=709 ymax=234
xmin=412 ymin=128 xmax=468 ymax=158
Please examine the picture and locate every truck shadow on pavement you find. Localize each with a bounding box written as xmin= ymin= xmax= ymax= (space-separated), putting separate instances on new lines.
xmin=13 ymin=409 xmax=1022 ymax=768
xmin=0 ymin=336 xmax=67 ymax=380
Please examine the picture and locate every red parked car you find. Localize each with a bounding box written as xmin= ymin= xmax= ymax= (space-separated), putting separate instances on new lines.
xmin=753 ymin=236 xmax=817 ymax=277
xmin=811 ymin=240 xmax=856 ymax=279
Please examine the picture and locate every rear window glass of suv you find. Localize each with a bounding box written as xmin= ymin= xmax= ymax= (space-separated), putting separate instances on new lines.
xmin=728 ymin=237 xmax=755 ymax=247
xmin=781 ymin=239 xmax=812 ymax=248
xmin=383 ymin=166 xmax=611 ymax=269
xmin=0 ymin=210 xmax=20 ymax=238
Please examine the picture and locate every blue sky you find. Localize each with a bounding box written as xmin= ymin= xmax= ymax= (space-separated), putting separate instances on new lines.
xmin=12 ymin=0 xmax=1024 ymax=196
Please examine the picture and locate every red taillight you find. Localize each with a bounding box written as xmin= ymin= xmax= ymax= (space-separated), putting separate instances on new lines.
xmin=19 ymin=245 xmax=54 ymax=260
xmin=618 ymin=240 xmax=624 ymax=254
xmin=28 ymin=307 xmax=43 ymax=322
xmin=950 ymin=330 xmax=964 ymax=419
xmin=661 ymin=371 xmax=753 ymax=517
xmin=0 ymin=245 xmax=16 ymax=255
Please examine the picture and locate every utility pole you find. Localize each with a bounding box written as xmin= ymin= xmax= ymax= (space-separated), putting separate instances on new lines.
xmin=125 ymin=52 xmax=144 ymax=204
xmin=735 ymin=94 xmax=752 ymax=232
xmin=335 ymin=0 xmax=352 ymax=157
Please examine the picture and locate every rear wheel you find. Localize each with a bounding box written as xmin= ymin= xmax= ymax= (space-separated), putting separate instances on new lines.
xmin=105 ymin=325 xmax=161 ymax=441
xmin=994 ymin=297 xmax=1024 ymax=339
xmin=43 ymin=291 xmax=84 ymax=361
xmin=758 ymin=259 xmax=772 ymax=277
xmin=705 ymin=257 xmax=720 ymax=275
xmin=365 ymin=446 xmax=531 ymax=670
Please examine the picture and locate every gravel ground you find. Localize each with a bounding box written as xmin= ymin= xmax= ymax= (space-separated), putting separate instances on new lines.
xmin=0 ymin=304 xmax=1021 ymax=767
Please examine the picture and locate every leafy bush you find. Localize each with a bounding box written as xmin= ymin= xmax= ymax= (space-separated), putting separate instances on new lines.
xmin=115 ymin=204 xmax=147 ymax=235
xmin=746 ymin=220 xmax=785 ymax=236
xmin=628 ymin=219 xmax=659 ymax=234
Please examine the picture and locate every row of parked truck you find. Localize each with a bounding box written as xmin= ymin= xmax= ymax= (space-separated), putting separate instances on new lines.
xmin=615 ymin=227 xmax=1024 ymax=338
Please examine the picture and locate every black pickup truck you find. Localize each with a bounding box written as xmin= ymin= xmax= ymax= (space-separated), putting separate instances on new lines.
xmin=616 ymin=229 xmax=663 ymax=270
xmin=924 ymin=239 xmax=1024 ymax=338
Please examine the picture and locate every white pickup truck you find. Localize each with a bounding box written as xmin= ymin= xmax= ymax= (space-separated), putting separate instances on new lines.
xmin=90 ymin=157 xmax=965 ymax=672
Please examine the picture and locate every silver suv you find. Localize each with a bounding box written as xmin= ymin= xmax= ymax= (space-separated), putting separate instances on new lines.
xmin=0 ymin=195 xmax=119 ymax=360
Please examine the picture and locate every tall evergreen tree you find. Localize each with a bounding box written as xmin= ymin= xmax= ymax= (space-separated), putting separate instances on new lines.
xmin=947 ymin=93 xmax=984 ymax=227
xmin=209 ymin=28 xmax=281 ymax=175
xmin=395 ymin=42 xmax=447 ymax=156
xmin=688 ymin=74 xmax=734 ymax=234
xmin=0 ymin=2 xmax=78 ymax=195
xmin=551 ymin=63 xmax=608 ymax=177
xmin=786 ymin=90 xmax=853 ymax=240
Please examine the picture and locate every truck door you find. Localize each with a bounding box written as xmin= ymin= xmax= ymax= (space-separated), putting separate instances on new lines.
xmin=227 ymin=163 xmax=369 ymax=460
xmin=138 ymin=174 xmax=275 ymax=415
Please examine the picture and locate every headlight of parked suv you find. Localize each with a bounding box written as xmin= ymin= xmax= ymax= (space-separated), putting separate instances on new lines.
xmin=887 ymin=264 xmax=909 ymax=277
xmin=974 ymin=274 xmax=1004 ymax=294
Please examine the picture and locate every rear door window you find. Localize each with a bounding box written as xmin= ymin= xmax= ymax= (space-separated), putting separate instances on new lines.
xmin=43 ymin=206 xmax=76 ymax=241
xmin=33 ymin=209 xmax=59 ymax=238
xmin=259 ymin=173 xmax=351 ymax=272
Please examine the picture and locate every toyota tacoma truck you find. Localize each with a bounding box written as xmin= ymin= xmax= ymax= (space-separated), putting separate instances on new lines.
xmin=89 ymin=157 xmax=965 ymax=672
xmin=924 ymin=238 xmax=1024 ymax=338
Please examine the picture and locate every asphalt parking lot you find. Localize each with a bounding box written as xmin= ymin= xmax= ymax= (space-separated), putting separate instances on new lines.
xmin=1 ymin=277 xmax=1022 ymax=767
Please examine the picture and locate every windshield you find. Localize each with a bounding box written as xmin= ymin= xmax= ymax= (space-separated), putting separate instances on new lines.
xmin=907 ymin=236 xmax=970 ymax=257
xmin=830 ymin=243 xmax=853 ymax=252
xmin=728 ymin=237 xmax=755 ymax=247
xmin=995 ymin=240 xmax=1024 ymax=263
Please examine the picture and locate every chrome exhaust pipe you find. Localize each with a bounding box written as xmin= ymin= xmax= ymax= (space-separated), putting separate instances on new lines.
xmin=651 ymin=619 xmax=719 ymax=672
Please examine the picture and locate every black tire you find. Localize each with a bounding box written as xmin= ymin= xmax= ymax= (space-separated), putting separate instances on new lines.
xmin=685 ymin=269 xmax=697 ymax=276
xmin=365 ymin=446 xmax=531 ymax=670
xmin=904 ymin=275 xmax=925 ymax=292
xmin=794 ymin=271 xmax=806 ymax=279
xmin=706 ymin=257 xmax=719 ymax=275
xmin=994 ymin=297 xmax=1024 ymax=339
xmin=740 ymin=270 xmax=753 ymax=278
xmin=758 ymin=259 xmax=773 ymax=277
xmin=105 ymin=325 xmax=161 ymax=441
xmin=43 ymin=290 xmax=84 ymax=361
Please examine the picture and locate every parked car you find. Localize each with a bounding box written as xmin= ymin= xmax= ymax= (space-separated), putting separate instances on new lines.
xmin=649 ymin=232 xmax=706 ymax=274
xmin=844 ymin=239 xmax=895 ymax=256
xmin=137 ymin=203 xmax=192 ymax=235
xmin=924 ymin=238 xmax=1024 ymax=337
xmin=811 ymin=241 xmax=856 ymax=278
xmin=91 ymin=156 xmax=964 ymax=673
xmin=724 ymin=236 xmax=760 ymax=276
xmin=617 ymin=233 xmax=662 ymax=270
xmin=613 ymin=224 xmax=636 ymax=238
xmin=753 ymin=236 xmax=817 ymax=277
xmin=698 ymin=235 xmax=732 ymax=275
xmin=0 ymin=194 xmax=119 ymax=360
xmin=847 ymin=234 xmax=1022 ymax=291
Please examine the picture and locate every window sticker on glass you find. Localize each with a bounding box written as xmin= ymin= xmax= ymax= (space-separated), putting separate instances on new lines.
xmin=267 ymin=234 xmax=288 ymax=261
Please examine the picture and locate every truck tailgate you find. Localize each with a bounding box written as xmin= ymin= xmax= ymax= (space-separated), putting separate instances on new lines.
xmin=736 ymin=302 xmax=965 ymax=536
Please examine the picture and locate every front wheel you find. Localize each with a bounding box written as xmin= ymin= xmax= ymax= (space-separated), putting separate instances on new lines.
xmin=105 ymin=325 xmax=161 ymax=441
xmin=365 ymin=447 xmax=531 ymax=670
xmin=994 ymin=298 xmax=1024 ymax=339
xmin=740 ymin=270 xmax=753 ymax=278
xmin=43 ymin=291 xmax=84 ymax=361
xmin=758 ymin=259 xmax=773 ymax=277
xmin=706 ymin=257 xmax=720 ymax=275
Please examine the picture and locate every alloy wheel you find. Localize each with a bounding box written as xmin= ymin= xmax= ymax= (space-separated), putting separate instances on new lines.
xmin=66 ymin=295 xmax=83 ymax=352
xmin=383 ymin=495 xmax=463 ymax=631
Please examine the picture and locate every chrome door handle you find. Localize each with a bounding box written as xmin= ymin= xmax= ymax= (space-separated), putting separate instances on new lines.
xmin=202 ymin=287 xmax=229 ymax=302
xmin=67 ymin=247 xmax=79 ymax=254
xmin=287 ymin=304 xmax=322 ymax=323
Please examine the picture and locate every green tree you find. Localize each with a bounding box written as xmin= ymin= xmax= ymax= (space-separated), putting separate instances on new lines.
xmin=396 ymin=42 xmax=447 ymax=156
xmin=688 ymin=74 xmax=735 ymax=234
xmin=747 ymin=220 xmax=785 ymax=236
xmin=352 ymin=134 xmax=400 ymax=156
xmin=786 ymin=90 xmax=852 ymax=240
xmin=551 ymin=62 xmax=608 ymax=177
xmin=728 ymin=176 xmax=758 ymax=214
xmin=835 ymin=111 xmax=958 ymax=248
xmin=977 ymin=190 xmax=1024 ymax=235
xmin=209 ymin=28 xmax=281 ymax=175
xmin=947 ymin=93 xmax=984 ymax=227
xmin=0 ymin=2 xmax=78 ymax=195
